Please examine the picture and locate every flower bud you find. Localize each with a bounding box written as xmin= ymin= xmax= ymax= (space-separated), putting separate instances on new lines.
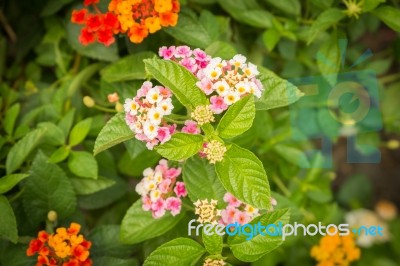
xmin=387 ymin=139 xmax=399 ymax=150
xmin=47 ymin=210 xmax=58 ymax=222
xmin=115 ymin=102 xmax=123 ymax=112
xmin=83 ymin=96 xmax=95 ymax=108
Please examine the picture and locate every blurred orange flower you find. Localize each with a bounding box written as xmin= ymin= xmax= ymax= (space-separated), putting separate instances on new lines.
xmin=27 ymin=223 xmax=92 ymax=266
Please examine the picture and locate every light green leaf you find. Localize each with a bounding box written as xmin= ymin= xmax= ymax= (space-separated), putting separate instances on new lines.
xmin=143 ymin=238 xmax=205 ymax=266
xmin=69 ymin=118 xmax=92 ymax=146
xmin=164 ymin=10 xmax=219 ymax=49
xmin=48 ymin=146 xmax=70 ymax=163
xmin=202 ymin=228 xmax=223 ymax=255
xmin=71 ymin=176 xmax=115 ymax=195
xmin=205 ymin=41 xmax=237 ymax=59
xmin=182 ymin=157 xmax=225 ymax=204
xmin=94 ymin=113 xmax=134 ymax=156
xmin=22 ymin=152 xmax=76 ymax=226
xmin=66 ymin=20 xmax=118 ymax=62
xmin=255 ymin=66 xmax=303 ymax=110
xmin=38 ymin=122 xmax=65 ymax=146
xmin=363 ymin=0 xmax=385 ymax=12
xmin=4 ymin=103 xmax=20 ymax=136
xmin=262 ymin=28 xmax=281 ymax=51
xmin=228 ymin=209 xmax=290 ymax=262
xmin=317 ymin=34 xmax=340 ymax=86
xmin=274 ymin=144 xmax=310 ymax=168
xmin=215 ymin=144 xmax=271 ymax=209
xmin=217 ymin=95 xmax=255 ymax=139
xmin=120 ymin=200 xmax=184 ymax=244
xmin=101 ymin=52 xmax=155 ymax=82
xmin=6 ymin=128 xmax=46 ymax=174
xmin=155 ymin=133 xmax=204 ymax=161
xmin=57 ymin=108 xmax=76 ymax=137
xmin=307 ymin=8 xmax=345 ymax=44
xmin=263 ymin=0 xmax=301 ymax=15
xmin=0 ymin=174 xmax=29 ymax=194
xmin=68 ymin=151 xmax=98 ymax=179
xmin=0 ymin=195 xmax=18 ymax=243
xmin=144 ymin=58 xmax=207 ymax=109
xmin=218 ymin=0 xmax=273 ymax=28
xmin=372 ymin=5 xmax=400 ymax=32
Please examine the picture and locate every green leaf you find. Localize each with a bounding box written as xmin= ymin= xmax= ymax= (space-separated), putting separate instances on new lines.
xmin=4 ymin=103 xmax=20 ymax=136
xmin=262 ymin=0 xmax=301 ymax=16
xmin=22 ymin=152 xmax=76 ymax=226
xmin=67 ymin=64 xmax=104 ymax=97
xmin=0 ymin=195 xmax=18 ymax=243
xmin=274 ymin=144 xmax=310 ymax=168
xmin=6 ymin=128 xmax=46 ymax=174
xmin=363 ymin=0 xmax=385 ymax=12
xmin=215 ymin=144 xmax=271 ymax=209
xmin=68 ymin=151 xmax=98 ymax=179
xmin=120 ymin=200 xmax=184 ymax=244
xmin=155 ymin=133 xmax=204 ymax=161
xmin=228 ymin=209 xmax=290 ymax=262
xmin=317 ymin=34 xmax=340 ymax=86
xmin=218 ymin=0 xmax=273 ymax=28
xmin=69 ymin=118 xmax=92 ymax=146
xmin=89 ymin=225 xmax=135 ymax=258
xmin=38 ymin=122 xmax=66 ymax=146
xmin=262 ymin=28 xmax=281 ymax=51
xmin=101 ymin=52 xmax=155 ymax=82
xmin=205 ymin=41 xmax=237 ymax=59
xmin=92 ymin=257 xmax=139 ymax=266
xmin=70 ymin=176 xmax=115 ymax=195
xmin=144 ymin=58 xmax=207 ymax=109
xmin=0 ymin=174 xmax=29 ymax=194
xmin=372 ymin=5 xmax=400 ymax=32
xmin=202 ymin=228 xmax=223 ymax=255
xmin=255 ymin=66 xmax=303 ymax=110
xmin=307 ymin=8 xmax=345 ymax=44
xmin=94 ymin=113 xmax=134 ymax=156
xmin=217 ymin=95 xmax=255 ymax=139
xmin=143 ymin=238 xmax=205 ymax=266
xmin=183 ymin=157 xmax=225 ymax=204
xmin=48 ymin=146 xmax=70 ymax=163
xmin=66 ymin=19 xmax=118 ymax=62
xmin=163 ymin=10 xmax=219 ymax=49
xmin=57 ymin=108 xmax=76 ymax=137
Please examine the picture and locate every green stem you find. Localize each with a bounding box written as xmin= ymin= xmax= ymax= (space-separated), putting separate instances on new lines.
xmin=164 ymin=116 xmax=186 ymax=124
xmin=271 ymin=175 xmax=291 ymax=197
xmin=379 ymin=72 xmax=400 ymax=85
xmin=9 ymin=187 xmax=25 ymax=203
xmin=93 ymin=105 xmax=117 ymax=113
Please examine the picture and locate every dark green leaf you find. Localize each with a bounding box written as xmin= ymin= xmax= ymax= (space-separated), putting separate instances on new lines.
xmin=373 ymin=6 xmax=400 ymax=31
xmin=0 ymin=195 xmax=18 ymax=243
xmin=4 ymin=103 xmax=20 ymax=136
xmin=307 ymin=8 xmax=345 ymax=44
xmin=22 ymin=152 xmax=76 ymax=226
xmin=70 ymin=176 xmax=115 ymax=195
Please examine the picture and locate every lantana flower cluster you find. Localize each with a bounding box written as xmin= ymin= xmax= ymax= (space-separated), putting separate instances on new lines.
xmin=26 ymin=223 xmax=92 ymax=266
xmin=220 ymin=192 xmax=260 ymax=225
xmin=71 ymin=0 xmax=119 ymax=46
xmin=310 ymin=228 xmax=361 ymax=266
xmin=72 ymin=0 xmax=180 ymax=45
xmin=108 ymin=0 xmax=180 ymax=43
xmin=135 ymin=159 xmax=187 ymax=218
xmin=124 ymin=81 xmax=176 ymax=150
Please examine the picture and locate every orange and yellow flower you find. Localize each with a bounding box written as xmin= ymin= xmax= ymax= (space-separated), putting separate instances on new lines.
xmin=27 ymin=223 xmax=92 ymax=266
xmin=108 ymin=0 xmax=180 ymax=43
xmin=310 ymin=228 xmax=361 ymax=266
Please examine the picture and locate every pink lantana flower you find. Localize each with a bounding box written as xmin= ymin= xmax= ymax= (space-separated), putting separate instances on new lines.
xmin=166 ymin=197 xmax=182 ymax=216
xmin=174 ymin=182 xmax=187 ymax=197
xmin=174 ymin=45 xmax=192 ymax=58
xmin=182 ymin=120 xmax=201 ymax=134
xmin=151 ymin=198 xmax=166 ymax=218
xmin=210 ymin=95 xmax=228 ymax=114
xmin=223 ymin=192 xmax=241 ymax=207
xmin=159 ymin=46 xmax=176 ymax=59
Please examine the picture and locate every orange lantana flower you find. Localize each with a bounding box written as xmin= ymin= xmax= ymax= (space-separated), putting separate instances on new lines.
xmin=26 ymin=223 xmax=92 ymax=266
